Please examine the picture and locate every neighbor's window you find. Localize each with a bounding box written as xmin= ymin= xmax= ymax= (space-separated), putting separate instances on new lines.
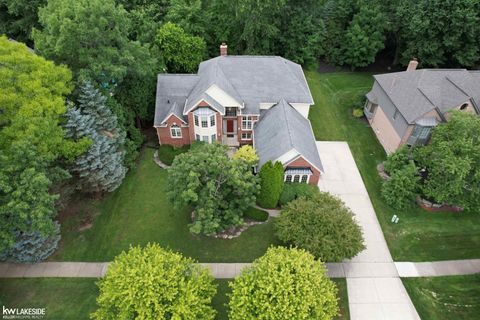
xmin=285 ymin=175 xmax=292 ymax=183
xmin=242 ymin=116 xmax=253 ymax=130
xmin=241 ymin=133 xmax=252 ymax=140
xmin=210 ymin=115 xmax=216 ymax=126
xmin=201 ymin=116 xmax=208 ymax=128
xmin=170 ymin=125 xmax=182 ymax=138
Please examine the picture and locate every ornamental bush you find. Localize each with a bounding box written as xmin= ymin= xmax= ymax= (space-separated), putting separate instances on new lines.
xmin=278 ymin=183 xmax=320 ymax=206
xmin=381 ymin=162 xmax=420 ymax=210
xmin=91 ymin=243 xmax=217 ymax=320
xmin=383 ymin=145 xmax=411 ymax=175
xmin=275 ymin=193 xmax=365 ymax=262
xmin=257 ymin=161 xmax=284 ymax=208
xmin=232 ymin=145 xmax=259 ymax=166
xmin=228 ymin=247 xmax=339 ymax=320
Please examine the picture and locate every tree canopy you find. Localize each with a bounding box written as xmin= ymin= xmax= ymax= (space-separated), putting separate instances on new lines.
xmin=228 ymin=247 xmax=339 ymax=320
xmin=92 ymin=243 xmax=217 ymax=320
xmin=168 ymin=143 xmax=259 ymax=235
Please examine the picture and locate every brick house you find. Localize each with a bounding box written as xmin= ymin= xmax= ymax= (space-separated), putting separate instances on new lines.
xmin=154 ymin=44 xmax=323 ymax=184
xmin=365 ymin=59 xmax=480 ymax=154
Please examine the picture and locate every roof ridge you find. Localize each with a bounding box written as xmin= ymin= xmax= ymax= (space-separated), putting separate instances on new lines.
xmin=279 ymin=100 xmax=295 ymax=150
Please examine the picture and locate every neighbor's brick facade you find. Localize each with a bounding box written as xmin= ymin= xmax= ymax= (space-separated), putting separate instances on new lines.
xmin=285 ymin=156 xmax=321 ymax=185
xmin=156 ymin=114 xmax=190 ymax=146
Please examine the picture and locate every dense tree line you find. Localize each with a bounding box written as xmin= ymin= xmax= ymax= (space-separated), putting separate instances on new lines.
xmin=3 ymin=0 xmax=480 ymax=70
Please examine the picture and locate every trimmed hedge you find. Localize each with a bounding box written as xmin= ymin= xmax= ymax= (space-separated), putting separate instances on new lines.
xmin=244 ymin=207 xmax=269 ymax=222
xmin=279 ymin=183 xmax=320 ymax=206
xmin=257 ymin=161 xmax=284 ymax=208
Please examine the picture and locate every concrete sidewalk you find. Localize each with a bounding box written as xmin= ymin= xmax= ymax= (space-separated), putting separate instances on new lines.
xmin=317 ymin=141 xmax=420 ymax=320
xmin=396 ymin=259 xmax=480 ymax=277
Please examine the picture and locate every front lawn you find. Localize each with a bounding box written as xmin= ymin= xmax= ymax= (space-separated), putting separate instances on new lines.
xmin=306 ymin=71 xmax=480 ymax=261
xmin=53 ymin=148 xmax=280 ymax=262
xmin=402 ymin=275 xmax=480 ymax=320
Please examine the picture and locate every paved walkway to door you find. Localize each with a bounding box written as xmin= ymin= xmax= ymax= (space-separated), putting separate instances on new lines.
xmin=316 ymin=141 xmax=420 ymax=320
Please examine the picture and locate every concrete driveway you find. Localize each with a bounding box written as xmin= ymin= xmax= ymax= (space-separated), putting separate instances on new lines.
xmin=316 ymin=141 xmax=420 ymax=320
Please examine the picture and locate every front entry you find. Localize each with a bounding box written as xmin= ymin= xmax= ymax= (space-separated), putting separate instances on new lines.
xmin=226 ymin=119 xmax=234 ymax=137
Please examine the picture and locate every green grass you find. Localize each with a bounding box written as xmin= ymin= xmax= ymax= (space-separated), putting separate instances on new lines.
xmin=306 ymin=70 xmax=480 ymax=261
xmin=0 ymin=278 xmax=349 ymax=320
xmin=211 ymin=278 xmax=350 ymax=320
xmin=0 ymin=278 xmax=98 ymax=320
xmin=53 ymin=148 xmax=280 ymax=262
xmin=402 ymin=275 xmax=480 ymax=320
xmin=158 ymin=144 xmax=190 ymax=165
xmin=244 ymin=207 xmax=269 ymax=221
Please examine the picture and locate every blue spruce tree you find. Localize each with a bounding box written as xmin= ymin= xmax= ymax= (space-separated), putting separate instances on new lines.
xmin=65 ymin=81 xmax=127 ymax=193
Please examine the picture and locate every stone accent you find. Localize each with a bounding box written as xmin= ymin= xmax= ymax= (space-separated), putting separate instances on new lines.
xmin=153 ymin=150 xmax=170 ymax=169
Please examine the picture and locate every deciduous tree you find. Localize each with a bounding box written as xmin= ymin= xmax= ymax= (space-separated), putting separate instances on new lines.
xmin=168 ymin=143 xmax=259 ymax=235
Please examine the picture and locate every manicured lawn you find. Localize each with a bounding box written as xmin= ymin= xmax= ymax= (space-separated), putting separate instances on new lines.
xmin=53 ymin=148 xmax=280 ymax=262
xmin=211 ymin=278 xmax=350 ymax=320
xmin=0 ymin=278 xmax=98 ymax=319
xmin=402 ymin=275 xmax=480 ymax=320
xmin=158 ymin=144 xmax=190 ymax=165
xmin=306 ymin=70 xmax=480 ymax=261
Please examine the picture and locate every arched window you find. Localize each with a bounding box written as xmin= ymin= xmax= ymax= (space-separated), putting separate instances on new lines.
xmin=460 ymin=103 xmax=468 ymax=111
xmin=301 ymin=175 xmax=308 ymax=183
xmin=170 ymin=125 xmax=182 ymax=138
xmin=285 ymin=175 xmax=292 ymax=183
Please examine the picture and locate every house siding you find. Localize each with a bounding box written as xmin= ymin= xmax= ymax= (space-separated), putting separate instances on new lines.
xmin=156 ymin=115 xmax=190 ymax=146
xmin=285 ymin=156 xmax=320 ymax=185
xmin=369 ymin=105 xmax=402 ymax=154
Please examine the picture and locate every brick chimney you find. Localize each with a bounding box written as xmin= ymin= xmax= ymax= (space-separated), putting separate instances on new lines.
xmin=220 ymin=43 xmax=228 ymax=56
xmin=406 ymin=58 xmax=418 ymax=71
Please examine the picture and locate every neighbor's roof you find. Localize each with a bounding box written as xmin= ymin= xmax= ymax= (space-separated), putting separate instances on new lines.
xmin=154 ymin=55 xmax=313 ymax=126
xmin=372 ymin=69 xmax=480 ymax=123
xmin=254 ymin=99 xmax=323 ymax=172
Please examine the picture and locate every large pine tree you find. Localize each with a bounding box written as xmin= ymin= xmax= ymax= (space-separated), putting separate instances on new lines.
xmin=65 ymin=81 xmax=127 ymax=193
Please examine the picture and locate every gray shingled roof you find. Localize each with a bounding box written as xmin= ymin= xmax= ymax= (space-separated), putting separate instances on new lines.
xmin=154 ymin=74 xmax=198 ymax=126
xmin=155 ymin=56 xmax=314 ymax=126
xmin=254 ymin=99 xmax=323 ymax=172
xmin=373 ymin=69 xmax=480 ymax=124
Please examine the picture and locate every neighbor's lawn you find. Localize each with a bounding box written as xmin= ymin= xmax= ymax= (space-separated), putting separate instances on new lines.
xmin=53 ymin=148 xmax=280 ymax=262
xmin=0 ymin=278 xmax=98 ymax=320
xmin=212 ymin=278 xmax=350 ymax=320
xmin=402 ymin=275 xmax=480 ymax=320
xmin=306 ymin=71 xmax=480 ymax=261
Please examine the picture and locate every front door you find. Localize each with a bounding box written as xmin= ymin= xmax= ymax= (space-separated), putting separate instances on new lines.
xmin=226 ymin=119 xmax=234 ymax=137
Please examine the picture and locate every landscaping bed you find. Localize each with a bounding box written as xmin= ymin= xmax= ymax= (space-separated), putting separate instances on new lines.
xmin=157 ymin=144 xmax=190 ymax=165
xmin=306 ymin=71 xmax=480 ymax=261
xmin=53 ymin=148 xmax=280 ymax=263
xmin=402 ymin=275 xmax=480 ymax=320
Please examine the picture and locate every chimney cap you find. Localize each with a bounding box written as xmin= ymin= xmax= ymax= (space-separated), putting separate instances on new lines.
xmin=220 ymin=43 xmax=228 ymax=56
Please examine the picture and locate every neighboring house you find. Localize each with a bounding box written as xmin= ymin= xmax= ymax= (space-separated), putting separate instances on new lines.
xmin=365 ymin=59 xmax=480 ymax=154
xmin=154 ymin=44 xmax=323 ymax=184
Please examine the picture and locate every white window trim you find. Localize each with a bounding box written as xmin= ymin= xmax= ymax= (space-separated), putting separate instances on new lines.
xmin=170 ymin=125 xmax=182 ymax=138
xmin=210 ymin=114 xmax=216 ymax=126
xmin=241 ymin=116 xmax=253 ymax=130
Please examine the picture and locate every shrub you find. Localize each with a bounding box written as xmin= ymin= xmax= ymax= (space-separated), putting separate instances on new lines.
xmin=384 ymin=145 xmax=411 ymax=175
xmin=382 ymin=162 xmax=420 ymax=210
xmin=91 ymin=243 xmax=217 ymax=320
xmin=158 ymin=144 xmax=189 ymax=165
xmin=228 ymin=247 xmax=339 ymax=320
xmin=0 ymin=222 xmax=61 ymax=263
xmin=257 ymin=161 xmax=284 ymax=208
xmin=232 ymin=145 xmax=259 ymax=166
xmin=352 ymin=108 xmax=364 ymax=118
xmin=275 ymin=193 xmax=365 ymax=262
xmin=243 ymin=207 xmax=269 ymax=222
xmin=278 ymin=183 xmax=320 ymax=206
